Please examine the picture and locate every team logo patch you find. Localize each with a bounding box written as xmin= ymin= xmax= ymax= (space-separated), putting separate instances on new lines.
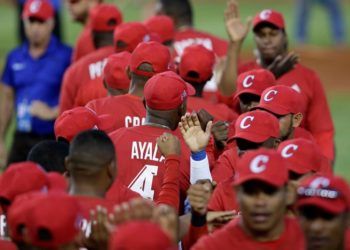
xmin=263 ymin=89 xmax=278 ymax=102
xmin=281 ymin=144 xmax=298 ymax=158
xmin=259 ymin=9 xmax=272 ymax=20
xmin=240 ymin=116 xmax=254 ymax=129
xmin=242 ymin=75 xmax=255 ymax=88
xmin=30 ymin=0 xmax=42 ymax=13
xmin=250 ymin=155 xmax=269 ymax=173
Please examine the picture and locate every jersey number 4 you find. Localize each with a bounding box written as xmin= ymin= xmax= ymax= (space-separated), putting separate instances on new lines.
xmin=128 ymin=165 xmax=158 ymax=200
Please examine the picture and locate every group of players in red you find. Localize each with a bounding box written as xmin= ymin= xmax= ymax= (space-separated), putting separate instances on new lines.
xmin=0 ymin=0 xmax=346 ymax=249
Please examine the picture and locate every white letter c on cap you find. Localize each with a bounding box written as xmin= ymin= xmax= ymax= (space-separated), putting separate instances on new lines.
xmin=281 ymin=144 xmax=298 ymax=158
xmin=260 ymin=9 xmax=272 ymax=20
xmin=250 ymin=155 xmax=269 ymax=173
xmin=242 ymin=75 xmax=255 ymax=88
xmin=263 ymin=90 xmax=278 ymax=102
xmin=310 ymin=177 xmax=330 ymax=189
xmin=240 ymin=116 xmax=254 ymax=129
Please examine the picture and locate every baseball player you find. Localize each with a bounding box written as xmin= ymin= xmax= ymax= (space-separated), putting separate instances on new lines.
xmin=144 ymin=15 xmax=175 ymax=47
xmin=296 ymin=174 xmax=350 ymax=250
xmin=86 ymin=41 xmax=171 ymax=131
xmin=109 ymin=71 xmax=196 ymax=208
xmin=191 ymin=149 xmax=305 ymax=250
xmin=219 ymin=0 xmax=335 ymax=162
xmin=59 ymin=3 xmax=122 ymax=112
xmin=67 ymin=0 xmax=102 ymax=62
xmin=179 ymin=44 xmax=237 ymax=122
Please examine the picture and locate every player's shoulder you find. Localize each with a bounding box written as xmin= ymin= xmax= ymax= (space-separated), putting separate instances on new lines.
xmin=294 ymin=63 xmax=318 ymax=77
xmin=6 ymin=44 xmax=25 ymax=60
xmin=109 ymin=126 xmax=130 ymax=140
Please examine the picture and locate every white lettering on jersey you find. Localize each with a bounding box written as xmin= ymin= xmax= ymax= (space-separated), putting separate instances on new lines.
xmin=281 ymin=144 xmax=298 ymax=158
xmin=240 ymin=116 xmax=254 ymax=129
xmin=128 ymin=164 xmax=158 ymax=200
xmin=242 ymin=75 xmax=255 ymax=88
xmin=263 ymin=89 xmax=278 ymax=102
xmin=131 ymin=141 xmax=165 ymax=162
xmin=174 ymin=38 xmax=213 ymax=57
xmin=88 ymin=58 xmax=107 ymax=80
xmin=12 ymin=63 xmax=25 ymax=71
xmin=250 ymin=155 xmax=269 ymax=173
xmin=125 ymin=116 xmax=146 ymax=127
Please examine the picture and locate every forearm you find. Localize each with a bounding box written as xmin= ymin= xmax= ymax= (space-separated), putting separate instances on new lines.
xmin=0 ymin=85 xmax=14 ymax=139
xmin=156 ymin=155 xmax=180 ymax=211
xmin=218 ymin=42 xmax=242 ymax=96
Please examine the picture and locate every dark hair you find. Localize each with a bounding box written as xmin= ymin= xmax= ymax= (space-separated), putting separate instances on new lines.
xmin=159 ymin=0 xmax=193 ymax=26
xmin=92 ymin=31 xmax=114 ymax=49
xmin=68 ymin=130 xmax=115 ymax=169
xmin=27 ymin=140 xmax=69 ymax=174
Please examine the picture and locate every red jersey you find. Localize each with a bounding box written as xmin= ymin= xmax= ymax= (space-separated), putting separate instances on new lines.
xmin=109 ymin=125 xmax=191 ymax=202
xmin=238 ymin=62 xmax=335 ymax=161
xmin=192 ymin=217 xmax=305 ymax=250
xmin=105 ymin=180 xmax=140 ymax=204
xmin=0 ymin=239 xmax=17 ymax=250
xmin=72 ymin=24 xmax=95 ymax=63
xmin=174 ymin=28 xmax=228 ymax=59
xmin=208 ymin=176 xmax=238 ymax=212
xmin=85 ymin=94 xmax=146 ymax=132
xmin=187 ymin=97 xmax=238 ymax=122
xmin=59 ymin=46 xmax=114 ymax=113
xmin=211 ymin=148 xmax=238 ymax=183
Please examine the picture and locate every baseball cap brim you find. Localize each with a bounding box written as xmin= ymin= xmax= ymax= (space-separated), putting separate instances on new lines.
xmin=288 ymin=164 xmax=311 ymax=175
xmin=233 ymin=131 xmax=271 ymax=144
xmin=253 ymin=20 xmax=284 ymax=31
xmin=234 ymin=175 xmax=285 ymax=188
xmin=185 ymin=82 xmax=196 ymax=96
xmin=297 ymin=197 xmax=346 ymax=215
xmin=254 ymin=103 xmax=291 ymax=116
xmin=234 ymin=89 xmax=261 ymax=99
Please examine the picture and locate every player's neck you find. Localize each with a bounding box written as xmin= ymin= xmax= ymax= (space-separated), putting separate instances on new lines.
xmin=29 ymin=39 xmax=50 ymax=59
xmin=145 ymin=116 xmax=172 ymax=130
xmin=68 ymin=182 xmax=106 ymax=198
xmin=128 ymin=80 xmax=146 ymax=98
xmin=240 ymin=217 xmax=285 ymax=242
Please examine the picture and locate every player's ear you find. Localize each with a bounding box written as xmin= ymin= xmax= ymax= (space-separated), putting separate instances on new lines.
xmin=273 ymin=137 xmax=281 ymax=149
xmin=292 ymin=113 xmax=303 ymax=128
xmin=107 ymin=160 xmax=117 ymax=181
xmin=64 ymin=156 xmax=71 ymax=176
xmin=126 ymin=66 xmax=131 ymax=79
xmin=47 ymin=18 xmax=55 ymax=32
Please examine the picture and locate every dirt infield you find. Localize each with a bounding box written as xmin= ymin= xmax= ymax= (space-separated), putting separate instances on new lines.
xmin=242 ymin=47 xmax=350 ymax=93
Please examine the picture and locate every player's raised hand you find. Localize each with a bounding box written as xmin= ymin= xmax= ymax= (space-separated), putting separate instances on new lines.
xmin=156 ymin=132 xmax=181 ymax=156
xmin=211 ymin=121 xmax=229 ymax=143
xmin=187 ymin=180 xmax=213 ymax=215
xmin=267 ymin=51 xmax=299 ymax=78
xmin=224 ymin=0 xmax=252 ymax=43
xmin=179 ymin=112 xmax=213 ymax=153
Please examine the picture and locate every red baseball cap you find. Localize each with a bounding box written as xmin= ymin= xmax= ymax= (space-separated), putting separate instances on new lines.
xmin=234 ymin=148 xmax=289 ymax=187
xmin=104 ymin=52 xmax=131 ymax=90
xmin=234 ymin=69 xmax=276 ymax=99
xmin=109 ymin=221 xmax=172 ymax=250
xmin=179 ymin=44 xmax=215 ymax=84
xmin=113 ymin=22 xmax=150 ymax=53
xmin=54 ymin=107 xmax=113 ymax=142
xmin=0 ymin=162 xmax=49 ymax=204
xmin=22 ymin=0 xmax=54 ymax=21
xmin=144 ymin=15 xmax=175 ymax=44
xmin=0 ymin=239 xmax=17 ymax=250
xmin=47 ymin=172 xmax=68 ymax=192
xmin=253 ymin=9 xmax=285 ymax=31
xmin=89 ymin=4 xmax=123 ymax=32
xmin=233 ymin=110 xmax=280 ymax=143
xmin=130 ymin=41 xmax=171 ymax=77
xmin=278 ymin=138 xmax=324 ymax=175
xmin=255 ymin=85 xmax=302 ymax=115
xmin=296 ymin=174 xmax=350 ymax=215
xmin=27 ymin=193 xmax=83 ymax=248
xmin=144 ymin=71 xmax=195 ymax=110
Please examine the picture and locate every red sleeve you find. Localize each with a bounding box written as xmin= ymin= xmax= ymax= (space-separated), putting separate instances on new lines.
xmin=211 ymin=150 xmax=236 ymax=183
xmin=156 ymin=154 xmax=180 ymax=211
xmin=59 ymin=66 xmax=78 ymax=114
xmin=85 ymin=99 xmax=97 ymax=112
xmin=304 ymin=71 xmax=335 ymax=161
xmin=207 ymin=183 xmax=225 ymax=211
xmin=188 ymin=223 xmax=209 ymax=249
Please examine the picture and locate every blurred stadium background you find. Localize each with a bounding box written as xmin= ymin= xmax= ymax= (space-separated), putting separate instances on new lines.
xmin=0 ymin=0 xmax=349 ymax=178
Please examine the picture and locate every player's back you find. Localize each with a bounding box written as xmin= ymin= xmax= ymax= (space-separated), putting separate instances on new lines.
xmin=110 ymin=125 xmax=190 ymax=201
xmin=86 ymin=94 xmax=146 ymax=131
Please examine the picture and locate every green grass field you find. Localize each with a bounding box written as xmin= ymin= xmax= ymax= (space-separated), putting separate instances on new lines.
xmin=0 ymin=0 xmax=349 ymax=178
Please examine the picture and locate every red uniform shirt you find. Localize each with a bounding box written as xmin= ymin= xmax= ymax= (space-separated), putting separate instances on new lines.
xmin=187 ymin=97 xmax=238 ymax=122
xmin=208 ymin=176 xmax=238 ymax=212
xmin=72 ymin=24 xmax=95 ymax=63
xmin=109 ymin=125 xmax=191 ymax=202
xmin=174 ymin=28 xmax=228 ymax=59
xmin=192 ymin=217 xmax=305 ymax=250
xmin=238 ymin=62 xmax=335 ymax=161
xmin=86 ymin=94 xmax=146 ymax=132
xmin=211 ymin=148 xmax=239 ymax=183
xmin=59 ymin=46 xmax=114 ymax=113
xmin=105 ymin=180 xmax=140 ymax=204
